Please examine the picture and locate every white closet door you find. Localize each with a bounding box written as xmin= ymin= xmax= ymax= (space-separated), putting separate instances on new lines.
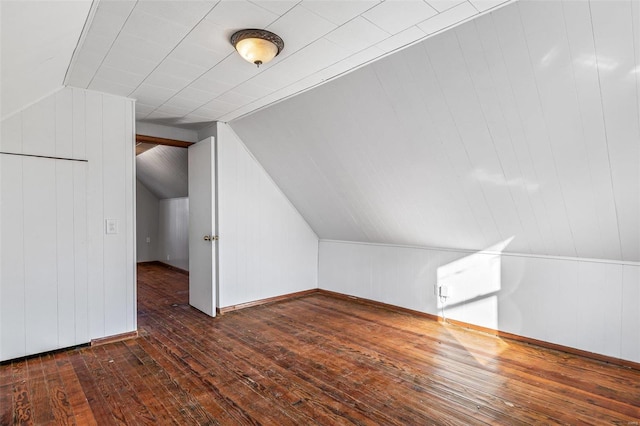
xmin=1 ymin=155 xmax=26 ymax=360
xmin=0 ymin=155 xmax=88 ymax=361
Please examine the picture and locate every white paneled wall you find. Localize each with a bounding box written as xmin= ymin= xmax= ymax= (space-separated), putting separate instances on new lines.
xmin=1 ymin=156 xmax=88 ymax=360
xmin=136 ymin=180 xmax=159 ymax=262
xmin=0 ymin=87 xmax=135 ymax=361
xmin=217 ymin=123 xmax=318 ymax=308
xmin=319 ymin=240 xmax=640 ymax=363
xmin=232 ymin=0 xmax=640 ymax=263
xmin=158 ymin=197 xmax=189 ymax=271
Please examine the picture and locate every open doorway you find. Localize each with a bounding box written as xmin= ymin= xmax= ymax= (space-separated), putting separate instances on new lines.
xmin=135 ymin=132 xmax=218 ymax=318
xmin=135 ymin=135 xmax=192 ymax=298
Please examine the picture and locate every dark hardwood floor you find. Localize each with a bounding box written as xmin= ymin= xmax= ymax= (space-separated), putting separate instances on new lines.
xmin=2 ymin=262 xmax=639 ymax=425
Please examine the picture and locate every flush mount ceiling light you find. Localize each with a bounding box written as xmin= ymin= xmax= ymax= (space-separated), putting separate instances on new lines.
xmin=230 ymin=29 xmax=284 ymax=67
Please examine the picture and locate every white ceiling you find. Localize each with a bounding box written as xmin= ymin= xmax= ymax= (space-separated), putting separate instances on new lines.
xmin=137 ymin=145 xmax=188 ymax=199
xmin=232 ymin=0 xmax=640 ymax=262
xmin=0 ymin=0 xmax=92 ymax=119
xmin=65 ymin=0 xmax=512 ymax=128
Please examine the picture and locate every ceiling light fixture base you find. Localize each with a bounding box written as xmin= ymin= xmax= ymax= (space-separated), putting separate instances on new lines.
xmin=231 ymin=29 xmax=284 ymax=67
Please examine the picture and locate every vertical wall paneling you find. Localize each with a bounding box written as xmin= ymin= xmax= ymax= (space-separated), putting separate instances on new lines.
xmin=102 ymin=95 xmax=128 ymax=336
xmin=1 ymin=86 xmax=136 ymax=361
xmin=85 ymin=90 xmax=105 ymax=339
xmin=319 ymin=240 xmax=640 ymax=363
xmin=21 ymin=94 xmax=56 ymax=157
xmin=158 ymin=198 xmax=189 ymax=271
xmin=136 ymin=180 xmax=159 ymax=263
xmin=1 ymin=155 xmax=89 ymax=360
xmin=456 ymin=20 xmax=538 ymax=253
xmin=55 ymin=89 xmax=74 ymax=158
xmin=561 ymin=0 xmax=620 ymax=261
xmin=125 ymin=100 xmax=135 ymax=331
xmin=56 ymin=160 xmax=76 ymax=348
xmin=217 ymin=123 xmax=318 ymax=308
xmin=474 ymin=14 xmax=553 ymax=256
xmin=73 ymin=162 xmax=89 ymax=344
xmin=0 ymin=155 xmax=26 ymax=360
xmin=601 ymin=262 xmax=624 ymax=358
xmin=0 ymin=113 xmax=22 ymax=153
xmin=232 ymin=0 xmax=639 ymax=264
xmin=493 ymin=4 xmax=575 ymax=257
xmin=72 ymin=89 xmax=86 ymax=159
xmin=23 ymin=157 xmax=59 ymax=355
xmin=621 ymin=265 xmax=640 ymax=362
xmin=590 ymin=0 xmax=640 ymax=261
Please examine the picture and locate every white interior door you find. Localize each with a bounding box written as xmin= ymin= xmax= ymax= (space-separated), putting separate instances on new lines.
xmin=188 ymin=137 xmax=217 ymax=317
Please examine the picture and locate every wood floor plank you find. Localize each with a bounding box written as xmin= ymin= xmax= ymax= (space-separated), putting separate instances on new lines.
xmin=53 ymin=351 xmax=97 ymax=426
xmin=290 ymin=295 xmax=640 ymax=423
xmin=12 ymin=359 xmax=34 ymax=425
xmin=1 ymin=262 xmax=639 ymax=425
xmin=0 ymin=357 xmax=14 ymax=425
xmin=37 ymin=352 xmax=76 ymax=425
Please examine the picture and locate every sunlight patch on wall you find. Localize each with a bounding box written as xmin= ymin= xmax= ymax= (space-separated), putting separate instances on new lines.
xmin=575 ymin=54 xmax=619 ymax=72
xmin=471 ymin=169 xmax=539 ymax=192
xmin=437 ymin=237 xmax=514 ymax=330
xmin=436 ymin=237 xmax=514 ymax=365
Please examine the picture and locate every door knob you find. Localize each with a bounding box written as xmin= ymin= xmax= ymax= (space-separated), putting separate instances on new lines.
xmin=203 ymin=235 xmax=219 ymax=241
xmin=203 ymin=235 xmax=211 ymax=241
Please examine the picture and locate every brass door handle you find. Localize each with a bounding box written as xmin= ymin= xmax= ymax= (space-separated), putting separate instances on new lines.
xmin=203 ymin=235 xmax=219 ymax=241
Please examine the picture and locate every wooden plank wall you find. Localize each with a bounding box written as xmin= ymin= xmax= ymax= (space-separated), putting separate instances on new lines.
xmin=0 ymin=87 xmax=136 ymax=361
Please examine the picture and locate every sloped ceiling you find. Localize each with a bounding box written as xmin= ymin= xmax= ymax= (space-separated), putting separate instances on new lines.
xmin=0 ymin=0 xmax=91 ymax=119
xmin=65 ymin=0 xmax=512 ymax=127
xmin=136 ymin=145 xmax=188 ymax=199
xmin=231 ymin=0 xmax=640 ymax=262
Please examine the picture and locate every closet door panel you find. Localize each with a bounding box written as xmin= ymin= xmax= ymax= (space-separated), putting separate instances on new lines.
xmin=1 ymin=154 xmax=88 ymax=361
xmin=0 ymin=155 xmax=26 ymax=361
xmin=23 ymin=157 xmax=59 ymax=355
xmin=56 ymin=161 xmax=77 ymax=348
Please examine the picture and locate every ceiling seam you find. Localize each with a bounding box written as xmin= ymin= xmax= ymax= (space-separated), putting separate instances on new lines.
xmin=587 ymin=0 xmax=624 ymax=260
xmin=420 ymin=40 xmax=493 ymax=248
xmin=129 ymin=1 xmax=225 ymax=119
xmin=559 ymin=0 xmax=606 ymax=260
xmin=158 ymin=1 xmax=382 ymax=125
xmin=144 ymin=0 xmax=300 ymax=122
xmin=490 ymin=10 xmax=553 ymax=256
xmin=86 ymin=0 xmax=139 ymax=89
xmin=517 ymin=0 xmax=579 ymax=258
xmin=455 ymin=23 xmax=533 ymax=253
xmin=219 ymin=4 xmax=492 ymax=123
xmin=63 ymin=0 xmax=100 ymax=87
xmin=474 ymin=17 xmax=545 ymax=254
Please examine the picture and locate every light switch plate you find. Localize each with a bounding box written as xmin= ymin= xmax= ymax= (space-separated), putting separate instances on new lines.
xmin=105 ymin=219 xmax=118 ymax=234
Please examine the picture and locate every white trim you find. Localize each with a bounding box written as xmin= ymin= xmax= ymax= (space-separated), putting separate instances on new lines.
xmin=320 ymin=239 xmax=640 ymax=267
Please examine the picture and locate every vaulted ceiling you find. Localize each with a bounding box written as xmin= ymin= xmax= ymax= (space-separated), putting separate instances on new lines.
xmin=0 ymin=0 xmax=91 ymax=119
xmin=2 ymin=0 xmax=638 ymax=263
xmin=232 ymin=0 xmax=640 ymax=262
xmin=64 ymin=0 xmax=511 ymax=127
xmin=137 ymin=145 xmax=188 ymax=200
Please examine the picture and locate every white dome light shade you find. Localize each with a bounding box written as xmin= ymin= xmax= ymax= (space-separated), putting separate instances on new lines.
xmin=231 ymin=29 xmax=284 ymax=67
